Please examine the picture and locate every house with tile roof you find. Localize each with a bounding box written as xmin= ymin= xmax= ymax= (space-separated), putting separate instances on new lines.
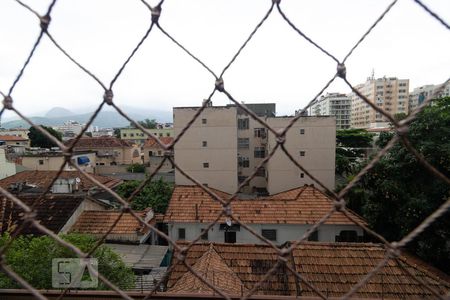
xmin=0 ymin=170 xmax=122 ymax=235
xmin=70 ymin=209 xmax=156 ymax=244
xmin=164 ymin=185 xmax=366 ymax=245
xmin=167 ymin=242 xmax=450 ymax=298
xmin=66 ymin=136 xmax=141 ymax=166
xmin=142 ymin=136 xmax=174 ymax=173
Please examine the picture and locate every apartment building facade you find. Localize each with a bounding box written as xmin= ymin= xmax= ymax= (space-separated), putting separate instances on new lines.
xmin=174 ymin=103 xmax=335 ymax=194
xmin=350 ymin=76 xmax=409 ymax=128
xmin=310 ymin=93 xmax=351 ymax=129
xmin=120 ymin=127 xmax=174 ymax=145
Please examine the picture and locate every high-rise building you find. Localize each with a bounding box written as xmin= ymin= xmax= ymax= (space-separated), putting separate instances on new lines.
xmin=350 ymin=76 xmax=409 ymax=128
xmin=310 ymin=93 xmax=351 ymax=129
xmin=408 ymin=84 xmax=435 ymax=112
xmin=174 ymin=103 xmax=335 ymax=195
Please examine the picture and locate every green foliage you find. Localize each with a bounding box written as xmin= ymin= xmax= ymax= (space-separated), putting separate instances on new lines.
xmin=131 ymin=118 xmax=157 ymax=129
xmin=0 ymin=233 xmax=135 ymax=290
xmin=341 ymin=97 xmax=450 ymax=274
xmin=126 ymin=163 xmax=146 ymax=173
xmin=28 ymin=125 xmax=62 ymax=148
xmin=335 ymin=128 xmax=374 ymax=176
xmin=116 ymin=178 xmax=173 ymax=213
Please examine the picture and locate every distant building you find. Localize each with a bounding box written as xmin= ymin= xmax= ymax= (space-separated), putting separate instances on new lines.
xmin=67 ymin=137 xmax=141 ymax=166
xmin=91 ymin=127 xmax=114 ymax=137
xmin=408 ymin=81 xmax=450 ymax=112
xmin=53 ymin=120 xmax=89 ymax=141
xmin=120 ymin=127 xmax=174 ymax=145
xmin=309 ymin=93 xmax=351 ymax=129
xmin=0 ymin=128 xmax=29 ymax=139
xmin=165 ymin=185 xmax=364 ymax=245
xmin=0 ymin=135 xmax=29 ymax=148
xmin=350 ymin=76 xmax=409 ymax=128
xmin=21 ymin=151 xmax=96 ymax=173
xmin=174 ymin=103 xmax=335 ymax=194
xmin=0 ymin=148 xmax=16 ymax=180
xmin=143 ymin=136 xmax=174 ymax=173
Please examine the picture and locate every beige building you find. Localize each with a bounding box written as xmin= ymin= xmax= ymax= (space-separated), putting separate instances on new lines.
xmin=350 ymin=76 xmax=409 ymax=128
xmin=21 ymin=151 xmax=96 ymax=173
xmin=0 ymin=135 xmax=29 ymax=147
xmin=120 ymin=127 xmax=174 ymax=145
xmin=0 ymin=148 xmax=16 ymax=180
xmin=0 ymin=128 xmax=29 ymax=139
xmin=174 ymin=103 xmax=335 ymax=194
xmin=143 ymin=136 xmax=174 ymax=173
xmin=309 ymin=93 xmax=351 ymax=129
xmin=68 ymin=137 xmax=141 ymax=166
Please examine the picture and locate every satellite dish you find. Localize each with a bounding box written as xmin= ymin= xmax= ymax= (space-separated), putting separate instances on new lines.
xmin=75 ymin=177 xmax=81 ymax=183
xmin=225 ymin=218 xmax=232 ymax=227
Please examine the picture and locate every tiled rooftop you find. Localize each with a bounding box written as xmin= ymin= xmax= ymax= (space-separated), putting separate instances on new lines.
xmin=167 ymin=242 xmax=450 ymax=298
xmin=164 ymin=185 xmax=366 ymax=225
xmin=0 ymin=135 xmax=28 ymax=141
xmin=143 ymin=136 xmax=173 ymax=148
xmin=70 ymin=210 xmax=152 ymax=235
xmin=0 ymin=194 xmax=85 ymax=235
xmin=168 ymin=244 xmax=246 ymax=295
xmin=0 ymin=170 xmax=122 ymax=192
xmin=66 ymin=136 xmax=133 ymax=148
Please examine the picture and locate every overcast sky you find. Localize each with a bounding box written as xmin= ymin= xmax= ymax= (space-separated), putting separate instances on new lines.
xmin=1 ymin=0 xmax=449 ymax=121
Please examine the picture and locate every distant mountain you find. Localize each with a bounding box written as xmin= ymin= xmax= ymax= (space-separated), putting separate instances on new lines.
xmin=1 ymin=108 xmax=172 ymax=129
xmin=45 ymin=107 xmax=75 ymax=118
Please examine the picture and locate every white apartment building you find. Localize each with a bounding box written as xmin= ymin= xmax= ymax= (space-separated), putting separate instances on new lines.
xmin=408 ymin=84 xmax=436 ymax=112
xmin=350 ymin=76 xmax=409 ymax=128
xmin=0 ymin=148 xmax=16 ymax=180
xmin=174 ymin=103 xmax=335 ymax=194
xmin=310 ymin=93 xmax=351 ymax=129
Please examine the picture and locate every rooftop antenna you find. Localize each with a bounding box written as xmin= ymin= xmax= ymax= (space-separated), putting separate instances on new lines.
xmin=371 ymin=68 xmax=375 ymax=80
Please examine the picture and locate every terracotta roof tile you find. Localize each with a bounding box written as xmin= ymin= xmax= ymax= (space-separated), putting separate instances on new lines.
xmin=70 ymin=210 xmax=152 ymax=235
xmin=169 ymin=244 xmax=246 ymax=295
xmin=66 ymin=137 xmax=133 ymax=148
xmin=0 ymin=194 xmax=85 ymax=235
xmin=143 ymin=137 xmax=173 ymax=148
xmin=164 ymin=185 xmax=365 ymax=225
xmin=0 ymin=135 xmax=28 ymax=141
xmin=167 ymin=242 xmax=450 ymax=298
xmin=0 ymin=171 xmax=122 ymax=192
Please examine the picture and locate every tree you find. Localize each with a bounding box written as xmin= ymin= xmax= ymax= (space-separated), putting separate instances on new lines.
xmin=0 ymin=233 xmax=135 ymax=289
xmin=131 ymin=119 xmax=157 ymax=129
xmin=335 ymin=129 xmax=374 ymax=176
xmin=341 ymin=97 xmax=450 ymax=274
xmin=126 ymin=163 xmax=146 ymax=173
xmin=116 ymin=178 xmax=173 ymax=213
xmin=28 ymin=125 xmax=62 ymax=148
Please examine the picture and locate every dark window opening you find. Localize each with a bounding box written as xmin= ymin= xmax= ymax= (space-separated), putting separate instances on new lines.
xmin=200 ymin=229 xmax=208 ymax=240
xmin=203 ymin=162 xmax=209 ymax=168
xmin=308 ymin=230 xmax=319 ymax=241
xmin=224 ymin=231 xmax=236 ymax=243
xmin=178 ymin=228 xmax=186 ymax=240
xmin=261 ymin=229 xmax=277 ymax=241
xmin=335 ymin=230 xmax=358 ymax=242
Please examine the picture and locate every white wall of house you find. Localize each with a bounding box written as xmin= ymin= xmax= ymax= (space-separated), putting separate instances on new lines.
xmin=167 ymin=222 xmax=364 ymax=245
xmin=0 ymin=148 xmax=16 ymax=180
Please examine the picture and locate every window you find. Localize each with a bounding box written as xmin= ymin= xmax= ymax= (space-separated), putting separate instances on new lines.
xmin=336 ymin=230 xmax=358 ymax=242
xmin=200 ymin=228 xmax=208 ymax=240
xmin=178 ymin=228 xmax=186 ymax=240
xmin=308 ymin=230 xmax=319 ymax=241
xmin=261 ymin=229 xmax=277 ymax=241
xmin=123 ymin=133 xmax=127 ymax=137
xmin=238 ymin=176 xmax=249 ymax=185
xmin=149 ymin=151 xmax=153 ymax=157
xmin=300 ymin=128 xmax=305 ymax=135
xmin=38 ymin=160 xmax=44 ymax=165
xmin=203 ymin=162 xmax=209 ymax=168
xmin=130 ymin=133 xmax=134 ymax=137
xmin=238 ymin=157 xmax=250 ymax=168
xmin=166 ymin=133 xmax=170 ymax=137
xmin=238 ymin=118 xmax=249 ymax=130
xmin=255 ymin=167 xmax=265 ymax=177
xmin=254 ymin=128 xmax=266 ymax=138
xmin=300 ymin=173 xmax=304 ymax=178
xmin=157 ymin=151 xmax=162 ymax=156
xmin=159 ymin=133 xmax=163 ymax=137
xmin=202 ymin=141 xmax=207 ymax=147
xmin=224 ymin=231 xmax=236 ymax=243
xmin=300 ymin=151 xmax=306 ymax=157
xmin=202 ymin=118 xmax=207 ymax=124
xmin=254 ymin=147 xmax=266 ymax=158
xmin=238 ymin=138 xmax=249 ymax=149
